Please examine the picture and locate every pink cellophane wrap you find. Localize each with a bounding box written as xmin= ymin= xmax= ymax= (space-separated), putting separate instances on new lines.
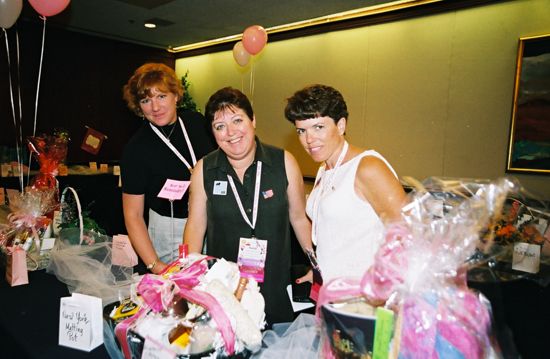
xmin=27 ymin=131 xmax=68 ymax=191
xmin=359 ymin=177 xmax=520 ymax=359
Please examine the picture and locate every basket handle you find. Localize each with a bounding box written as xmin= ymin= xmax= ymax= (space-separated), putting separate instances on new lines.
xmin=60 ymin=187 xmax=84 ymax=245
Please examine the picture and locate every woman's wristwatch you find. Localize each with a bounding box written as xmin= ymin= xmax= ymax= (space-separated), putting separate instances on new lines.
xmin=146 ymin=258 xmax=158 ymax=271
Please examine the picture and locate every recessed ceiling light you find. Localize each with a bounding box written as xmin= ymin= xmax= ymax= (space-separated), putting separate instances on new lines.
xmin=144 ymin=22 xmax=156 ymax=29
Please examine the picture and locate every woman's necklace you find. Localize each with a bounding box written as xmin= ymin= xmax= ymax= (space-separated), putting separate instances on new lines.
xmin=159 ymin=123 xmax=176 ymax=142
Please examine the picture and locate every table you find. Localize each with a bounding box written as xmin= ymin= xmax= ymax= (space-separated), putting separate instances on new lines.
xmin=0 ymin=267 xmax=112 ymax=359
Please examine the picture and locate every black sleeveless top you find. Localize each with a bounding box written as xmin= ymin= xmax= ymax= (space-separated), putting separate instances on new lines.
xmin=202 ymin=138 xmax=293 ymax=325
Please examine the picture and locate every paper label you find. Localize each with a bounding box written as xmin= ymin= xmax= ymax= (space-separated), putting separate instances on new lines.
xmin=113 ymin=165 xmax=121 ymax=176
xmin=99 ymin=163 xmax=109 ymax=173
xmin=238 ymin=237 xmax=267 ymax=282
xmin=512 ymin=242 xmax=540 ymax=273
xmin=59 ymin=293 xmax=103 ymax=351
xmin=112 ymin=235 xmax=138 ymax=267
xmin=1 ymin=164 xmax=11 ymax=177
xmin=157 ymin=179 xmax=190 ymax=201
xmin=89 ymin=162 xmax=97 ymax=171
xmin=142 ymin=336 xmax=177 ymax=359
xmin=40 ymin=237 xmax=56 ymax=252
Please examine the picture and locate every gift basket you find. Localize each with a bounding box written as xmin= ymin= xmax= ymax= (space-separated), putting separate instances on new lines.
xmin=113 ymin=254 xmax=266 ymax=359
xmin=315 ymin=176 xmax=531 ymax=359
xmin=46 ymin=186 xmax=135 ymax=305
xmin=0 ymin=187 xmax=57 ymax=279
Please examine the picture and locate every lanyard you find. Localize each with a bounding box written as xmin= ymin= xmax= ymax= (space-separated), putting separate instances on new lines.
xmin=311 ymin=141 xmax=349 ymax=244
xmin=150 ymin=117 xmax=197 ymax=171
xmin=227 ymin=161 xmax=262 ymax=232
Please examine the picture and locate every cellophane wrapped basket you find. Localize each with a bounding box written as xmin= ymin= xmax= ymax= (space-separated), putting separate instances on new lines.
xmin=318 ymin=176 xmax=549 ymax=359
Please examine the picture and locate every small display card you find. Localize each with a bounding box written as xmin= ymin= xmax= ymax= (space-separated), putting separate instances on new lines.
xmin=237 ymin=237 xmax=267 ymax=282
xmin=142 ymin=336 xmax=177 ymax=359
xmin=99 ymin=163 xmax=109 ymax=173
xmin=112 ymin=235 xmax=138 ymax=267
xmin=113 ymin=165 xmax=121 ymax=176
xmin=157 ymin=179 xmax=190 ymax=201
xmin=89 ymin=162 xmax=98 ymax=171
xmin=512 ymin=242 xmax=540 ymax=274
xmin=59 ymin=293 xmax=103 ymax=352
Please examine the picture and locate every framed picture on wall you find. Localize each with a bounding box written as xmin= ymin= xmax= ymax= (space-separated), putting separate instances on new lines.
xmin=506 ymin=34 xmax=550 ymax=175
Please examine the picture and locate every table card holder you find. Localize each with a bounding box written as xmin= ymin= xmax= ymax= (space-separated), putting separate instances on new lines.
xmin=59 ymin=292 xmax=103 ymax=351
xmin=157 ymin=179 xmax=190 ymax=259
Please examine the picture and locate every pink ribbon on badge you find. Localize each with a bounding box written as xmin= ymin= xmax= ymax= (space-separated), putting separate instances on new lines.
xmin=137 ymin=259 xmax=236 ymax=355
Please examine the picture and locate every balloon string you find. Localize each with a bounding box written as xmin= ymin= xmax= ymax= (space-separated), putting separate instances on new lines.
xmin=249 ymin=60 xmax=255 ymax=106
xmin=16 ymin=29 xmax=24 ymax=190
xmin=28 ymin=16 xmax=47 ymax=185
xmin=3 ymin=28 xmax=24 ymax=192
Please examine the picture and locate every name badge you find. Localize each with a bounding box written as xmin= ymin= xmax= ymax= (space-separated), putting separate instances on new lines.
xmin=213 ymin=181 xmax=227 ymax=195
xmin=238 ymin=237 xmax=267 ymax=282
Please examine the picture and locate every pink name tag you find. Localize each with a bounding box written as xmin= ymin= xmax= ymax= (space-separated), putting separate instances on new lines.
xmin=157 ymin=179 xmax=190 ymax=201
xmin=238 ymin=237 xmax=267 ymax=283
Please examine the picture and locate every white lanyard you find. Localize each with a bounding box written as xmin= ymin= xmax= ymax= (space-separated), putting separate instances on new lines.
xmin=150 ymin=117 xmax=197 ymax=171
xmin=311 ymin=141 xmax=348 ymax=244
xmin=227 ymin=161 xmax=262 ymax=231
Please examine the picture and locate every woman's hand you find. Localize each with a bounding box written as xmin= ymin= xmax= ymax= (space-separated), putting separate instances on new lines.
xmin=295 ymin=268 xmax=313 ymax=284
xmin=152 ymin=260 xmax=168 ymax=274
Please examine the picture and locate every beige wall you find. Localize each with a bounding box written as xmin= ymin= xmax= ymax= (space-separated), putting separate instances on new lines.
xmin=176 ymin=0 xmax=550 ymax=200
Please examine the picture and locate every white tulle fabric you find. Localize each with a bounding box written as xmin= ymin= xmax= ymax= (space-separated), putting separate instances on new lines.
xmin=252 ymin=314 xmax=320 ymax=358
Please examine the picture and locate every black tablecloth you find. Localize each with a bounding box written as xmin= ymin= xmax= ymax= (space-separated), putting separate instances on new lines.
xmin=0 ymin=268 xmax=110 ymax=359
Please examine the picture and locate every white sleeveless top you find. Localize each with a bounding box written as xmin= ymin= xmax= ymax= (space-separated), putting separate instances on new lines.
xmin=306 ymin=150 xmax=398 ymax=282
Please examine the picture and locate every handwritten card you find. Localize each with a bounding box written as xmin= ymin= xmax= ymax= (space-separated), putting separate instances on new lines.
xmin=157 ymin=179 xmax=190 ymax=201
xmin=512 ymin=242 xmax=540 ymax=274
xmin=59 ymin=293 xmax=103 ymax=352
xmin=112 ymin=235 xmax=138 ymax=267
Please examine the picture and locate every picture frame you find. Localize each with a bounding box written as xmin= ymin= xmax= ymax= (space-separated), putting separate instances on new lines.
xmin=506 ymin=34 xmax=550 ymax=175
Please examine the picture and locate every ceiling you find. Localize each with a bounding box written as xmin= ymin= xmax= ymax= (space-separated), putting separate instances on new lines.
xmin=20 ymin=0 xmax=399 ymax=51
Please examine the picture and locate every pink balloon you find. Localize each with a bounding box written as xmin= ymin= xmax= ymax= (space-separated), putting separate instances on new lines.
xmin=233 ymin=41 xmax=251 ymax=67
xmin=28 ymin=0 xmax=71 ymax=17
xmin=0 ymin=0 xmax=23 ymax=29
xmin=242 ymin=25 xmax=268 ymax=55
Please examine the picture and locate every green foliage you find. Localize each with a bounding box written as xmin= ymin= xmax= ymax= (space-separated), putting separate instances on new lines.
xmin=178 ymin=70 xmax=199 ymax=113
